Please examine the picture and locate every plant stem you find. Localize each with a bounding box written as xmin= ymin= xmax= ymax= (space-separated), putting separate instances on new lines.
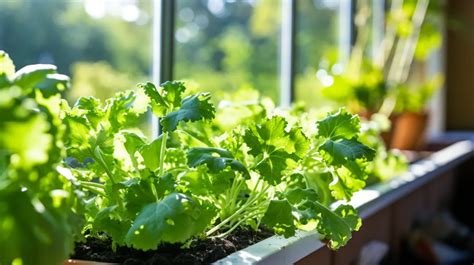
xmin=78 ymin=180 xmax=104 ymax=189
xmin=207 ymin=201 xmax=251 ymax=236
xmin=397 ymin=0 xmax=430 ymax=83
xmin=206 ymin=181 xmax=271 ymax=236
xmin=250 ymin=178 xmax=262 ymax=195
xmin=349 ymin=0 xmax=371 ymax=77
xmin=214 ymin=209 xmax=267 ymax=238
xmin=90 ymin=146 xmax=127 ymax=208
xmin=92 ymin=146 xmax=116 ymax=185
xmin=80 ymin=184 xmax=106 ymax=196
xmin=223 ymin=175 xmax=243 ymax=218
xmin=158 ymin=132 xmax=168 ymax=177
xmin=150 ymin=181 xmax=160 ymax=202
xmin=376 ymin=0 xmax=403 ymax=68
xmin=167 ymin=167 xmax=189 ymax=173
xmin=382 ymin=0 xmax=430 ymax=116
xmin=178 ymin=128 xmax=214 ymax=146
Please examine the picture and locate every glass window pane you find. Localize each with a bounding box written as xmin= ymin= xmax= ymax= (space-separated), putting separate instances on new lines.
xmin=0 ymin=0 xmax=152 ymax=100
xmin=174 ymin=0 xmax=282 ymax=103
xmin=0 ymin=0 xmax=152 ymax=133
xmin=294 ymin=0 xmax=343 ymax=109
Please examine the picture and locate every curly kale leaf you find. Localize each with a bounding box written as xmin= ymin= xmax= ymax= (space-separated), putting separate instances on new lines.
xmin=243 ymin=116 xmax=309 ymax=185
xmin=313 ymin=203 xmax=361 ymax=249
xmin=319 ymin=138 xmax=375 ymax=166
xmin=13 ymin=64 xmax=56 ymax=89
xmin=261 ymin=199 xmax=296 ymax=238
xmin=316 ymin=109 xmax=375 ymax=200
xmin=187 ymin=147 xmax=249 ymax=177
xmin=262 ymin=188 xmax=361 ymax=249
xmin=317 ymin=108 xmax=361 ymax=140
xmin=143 ymin=81 xmax=215 ymax=132
xmin=142 ymin=81 xmax=186 ymax=117
xmin=161 ymin=93 xmax=215 ymax=132
xmin=125 ymin=193 xmax=216 ymax=250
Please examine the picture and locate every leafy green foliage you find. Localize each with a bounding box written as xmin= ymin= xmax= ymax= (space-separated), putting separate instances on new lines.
xmin=287 ymin=187 xmax=360 ymax=248
xmin=243 ymin=116 xmax=309 ymax=185
xmin=320 ymin=63 xmax=387 ymax=113
xmin=62 ymin=80 xmax=224 ymax=251
xmin=312 ymin=203 xmax=361 ymax=249
xmin=0 ymin=51 xmax=81 ymax=265
xmin=318 ymin=0 xmax=443 ymax=114
xmin=314 ymin=109 xmax=376 ymax=202
xmin=13 ymin=64 xmax=56 ymax=88
xmin=143 ymin=81 xmax=215 ymax=132
xmin=178 ymin=102 xmax=376 ymax=248
xmin=0 ymin=51 xmax=15 ymax=88
xmin=161 ymin=93 xmax=215 ymax=132
xmin=125 ymin=193 xmax=216 ymax=250
xmin=317 ymin=110 xmax=373 ymax=159
xmin=139 ymin=136 xmax=163 ymax=172
xmin=394 ymin=74 xmax=444 ymax=113
xmin=143 ymin=81 xmax=186 ymax=117
xmin=319 ymin=139 xmax=375 ymax=166
xmin=0 ymin=53 xmax=380 ymax=256
xmin=62 ymin=78 xmax=377 ymax=251
xmin=317 ymin=110 xmax=361 ymax=139
xmin=261 ymin=200 xmax=295 ymax=237
xmin=187 ymin=147 xmax=249 ymax=176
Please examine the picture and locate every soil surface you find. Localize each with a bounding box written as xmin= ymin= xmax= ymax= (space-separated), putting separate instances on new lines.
xmin=71 ymin=228 xmax=274 ymax=265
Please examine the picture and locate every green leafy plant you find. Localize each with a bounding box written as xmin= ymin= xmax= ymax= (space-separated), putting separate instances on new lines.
xmin=0 ymin=51 xmax=82 ymax=265
xmin=170 ymin=96 xmax=377 ymax=248
xmin=0 ymin=49 xmax=388 ymax=262
xmin=393 ymin=74 xmax=444 ymax=113
xmin=63 ymin=79 xmax=376 ymax=252
xmin=379 ymin=0 xmax=444 ymax=115
xmin=319 ymin=59 xmax=387 ymax=114
xmin=62 ymin=81 xmax=217 ymax=250
xmin=318 ymin=0 xmax=443 ymax=116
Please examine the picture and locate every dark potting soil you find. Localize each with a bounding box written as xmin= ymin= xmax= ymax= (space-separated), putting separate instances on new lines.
xmin=71 ymin=228 xmax=274 ymax=265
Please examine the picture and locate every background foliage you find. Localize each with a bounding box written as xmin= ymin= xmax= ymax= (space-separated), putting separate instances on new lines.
xmin=0 ymin=0 xmax=341 ymax=106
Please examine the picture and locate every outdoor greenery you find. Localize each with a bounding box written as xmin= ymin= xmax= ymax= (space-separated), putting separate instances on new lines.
xmin=0 ymin=0 xmax=342 ymax=106
xmin=0 ymin=0 xmax=152 ymax=102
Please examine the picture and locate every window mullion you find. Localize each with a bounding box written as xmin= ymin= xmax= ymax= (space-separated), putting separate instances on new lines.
xmin=152 ymin=0 xmax=175 ymax=137
xmin=372 ymin=0 xmax=385 ymax=62
xmin=339 ymin=0 xmax=353 ymax=66
xmin=279 ymin=0 xmax=296 ymax=108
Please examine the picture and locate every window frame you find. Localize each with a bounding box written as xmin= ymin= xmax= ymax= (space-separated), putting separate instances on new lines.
xmin=152 ymin=0 xmax=373 ymax=134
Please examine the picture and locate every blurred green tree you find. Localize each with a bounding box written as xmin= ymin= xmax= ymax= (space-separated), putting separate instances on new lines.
xmin=0 ymin=0 xmax=152 ymax=99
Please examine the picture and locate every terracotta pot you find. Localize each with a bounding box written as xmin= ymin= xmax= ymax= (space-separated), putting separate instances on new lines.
xmin=390 ymin=111 xmax=429 ymax=150
xmin=63 ymin=259 xmax=118 ymax=265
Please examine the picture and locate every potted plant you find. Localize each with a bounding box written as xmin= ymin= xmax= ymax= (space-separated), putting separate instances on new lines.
xmin=317 ymin=0 xmax=443 ymax=150
xmin=389 ymin=74 xmax=444 ymax=150
xmin=60 ymin=84 xmax=375 ymax=263
xmin=378 ymin=0 xmax=444 ymax=150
